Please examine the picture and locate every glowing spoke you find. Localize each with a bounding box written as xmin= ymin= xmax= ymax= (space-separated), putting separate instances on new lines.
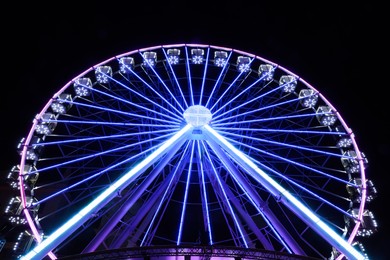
xmin=212 ymin=94 xmax=300 ymax=124
xmin=203 ymin=140 xmax=249 ymax=248
xmin=184 ymin=47 xmax=195 ymax=106
xmin=197 ymin=140 xmax=213 ymax=245
xmin=217 ymin=129 xmax=346 ymax=158
xmin=141 ymin=141 xmax=192 ymax=246
xmin=21 ymin=124 xmax=192 ymax=260
xmin=205 ymin=51 xmax=233 ymax=108
xmin=140 ymin=51 xmax=186 ymax=112
xmin=198 ymin=47 xmax=210 ymax=106
xmin=203 ymin=125 xmax=365 ymax=260
xmin=162 ymin=48 xmax=189 ymax=108
xmin=212 ymin=112 xmax=319 ymax=127
xmin=33 ymin=132 xmax=181 ymax=206
xmin=31 ymin=132 xmax=178 ymax=175
xmin=223 ymin=134 xmax=355 ymax=187
xmin=212 ymin=80 xmax=279 ymax=121
xmin=177 ymin=140 xmax=195 ymax=245
xmin=40 ymin=129 xmax=175 ymax=146
xmin=70 ymin=99 xmax=182 ymax=124
xmin=212 ymin=72 xmax=269 ymax=118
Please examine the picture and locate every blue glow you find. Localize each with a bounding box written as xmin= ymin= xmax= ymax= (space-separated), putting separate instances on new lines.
xmin=139 ymin=51 xmax=185 ymax=113
xmin=203 ymin=142 xmax=249 ymax=248
xmin=162 ymin=48 xmax=189 ymax=108
xmin=203 ymin=125 xmax=365 ymax=260
xmin=197 ymin=140 xmax=213 ymax=245
xmin=21 ymin=124 xmax=193 ymax=260
xmin=198 ymin=47 xmax=210 ymax=106
xmin=33 ymin=131 xmax=178 ymax=176
xmin=223 ymin=134 xmax=357 ymax=215
xmin=211 ymin=72 xmax=270 ymax=119
xmin=141 ymin=141 xmax=191 ymax=246
xmin=205 ymin=51 xmax=233 ymax=109
xmin=209 ymin=72 xmax=243 ymax=113
xmin=125 ymin=56 xmax=183 ymax=116
xmin=212 ymin=87 xmax=295 ymax=123
xmin=185 ymin=47 xmax=195 ymax=106
xmin=177 ymin=141 xmax=195 ymax=245
xmin=212 ymin=112 xmax=320 ymax=127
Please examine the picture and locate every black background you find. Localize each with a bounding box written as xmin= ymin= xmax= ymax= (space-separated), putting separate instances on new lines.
xmin=1 ymin=1 xmax=388 ymax=259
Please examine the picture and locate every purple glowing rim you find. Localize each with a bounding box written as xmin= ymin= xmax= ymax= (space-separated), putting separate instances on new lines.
xmin=17 ymin=43 xmax=367 ymax=259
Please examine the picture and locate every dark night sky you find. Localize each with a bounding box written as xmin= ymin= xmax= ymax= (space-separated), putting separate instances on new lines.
xmin=1 ymin=1 xmax=388 ymax=259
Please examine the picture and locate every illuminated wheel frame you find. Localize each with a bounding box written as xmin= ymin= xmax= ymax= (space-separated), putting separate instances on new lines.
xmin=15 ymin=44 xmax=373 ymax=259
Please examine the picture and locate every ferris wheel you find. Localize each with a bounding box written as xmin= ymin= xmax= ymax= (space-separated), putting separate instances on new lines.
xmin=5 ymin=44 xmax=378 ymax=260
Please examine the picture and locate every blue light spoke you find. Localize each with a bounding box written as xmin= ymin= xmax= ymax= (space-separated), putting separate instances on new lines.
xmin=218 ymin=134 xmax=355 ymax=218
xmin=221 ymin=134 xmax=353 ymax=187
xmin=202 ymin=141 xmax=249 ymax=248
xmin=70 ymin=100 xmax=182 ymax=125
xmin=209 ymin=66 xmax=251 ymax=113
xmin=198 ymin=47 xmax=210 ymax=106
xmin=126 ymin=56 xmax=184 ymax=117
xmin=212 ymin=92 xmax=300 ymax=125
xmin=211 ymin=72 xmax=270 ymax=119
xmin=161 ymin=48 xmax=189 ymax=108
xmin=212 ymin=112 xmax=319 ymax=127
xmin=184 ymin=47 xmax=195 ymax=106
xmin=203 ymin=125 xmax=365 ymax=260
xmin=217 ymin=129 xmax=345 ymax=158
xmin=78 ymin=71 xmax=184 ymax=121
xmin=197 ymin=140 xmax=213 ymax=245
xmin=211 ymin=80 xmax=280 ymax=121
xmin=141 ymin=140 xmax=192 ymax=246
xmin=177 ymin=140 xmax=195 ymax=245
xmin=40 ymin=129 xmax=176 ymax=146
xmin=213 ymin=127 xmax=347 ymax=136
xmin=31 ymin=131 xmax=178 ymax=175
xmin=204 ymin=51 xmax=233 ymax=108
xmin=140 ymin=50 xmax=186 ymax=112
xmin=54 ymin=119 xmax=179 ymax=128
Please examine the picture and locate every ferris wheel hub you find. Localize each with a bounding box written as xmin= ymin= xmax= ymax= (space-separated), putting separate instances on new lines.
xmin=183 ymin=105 xmax=212 ymax=127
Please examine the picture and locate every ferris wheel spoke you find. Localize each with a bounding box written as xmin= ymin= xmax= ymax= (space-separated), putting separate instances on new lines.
xmin=198 ymin=47 xmax=210 ymax=106
xmin=40 ymin=128 xmax=176 ymax=147
xmin=217 ymin=129 xmax=345 ymax=159
xmin=33 ymin=133 xmax=179 ymax=208
xmin=203 ymin=124 xmax=365 ymax=260
xmin=203 ymin=139 xmax=299 ymax=254
xmin=212 ymin=112 xmax=320 ymax=127
xmin=203 ymin=142 xmax=250 ymax=248
xmin=88 ymin=74 xmax=184 ymax=122
xmin=69 ymin=100 xmax=182 ymax=125
xmin=161 ymin=48 xmax=189 ymax=109
xmin=138 ymin=51 xmax=186 ymax=113
xmin=211 ymin=72 xmax=273 ymax=119
xmin=196 ymin=140 xmax=213 ymax=245
xmin=213 ymin=127 xmax=347 ymax=136
xmin=122 ymin=56 xmax=184 ymax=117
xmin=184 ymin=47 xmax=196 ymax=106
xmin=209 ymin=59 xmax=255 ymax=114
xmin=204 ymin=50 xmax=233 ymax=108
xmin=223 ymin=134 xmax=354 ymax=187
xmin=33 ymin=131 xmax=178 ymax=175
xmin=177 ymin=140 xmax=195 ymax=245
xmin=212 ymin=88 xmax=298 ymax=124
